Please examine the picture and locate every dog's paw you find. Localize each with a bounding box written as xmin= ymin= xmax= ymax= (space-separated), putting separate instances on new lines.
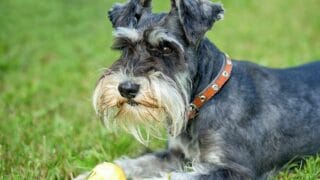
xmin=136 ymin=177 xmax=168 ymax=180
xmin=134 ymin=173 xmax=169 ymax=180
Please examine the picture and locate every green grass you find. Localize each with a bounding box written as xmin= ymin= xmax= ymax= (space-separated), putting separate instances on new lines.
xmin=0 ymin=0 xmax=319 ymax=179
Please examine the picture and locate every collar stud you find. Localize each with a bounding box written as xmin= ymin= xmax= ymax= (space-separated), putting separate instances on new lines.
xmin=200 ymin=95 xmax=206 ymax=102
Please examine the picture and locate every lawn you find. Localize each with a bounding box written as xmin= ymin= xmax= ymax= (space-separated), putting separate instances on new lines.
xmin=0 ymin=0 xmax=320 ymax=179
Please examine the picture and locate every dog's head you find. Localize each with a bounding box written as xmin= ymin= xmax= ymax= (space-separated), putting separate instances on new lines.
xmin=93 ymin=0 xmax=224 ymax=143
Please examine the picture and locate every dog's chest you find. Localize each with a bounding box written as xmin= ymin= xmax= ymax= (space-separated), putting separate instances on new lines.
xmin=169 ymin=135 xmax=201 ymax=161
xmin=169 ymin=131 xmax=225 ymax=168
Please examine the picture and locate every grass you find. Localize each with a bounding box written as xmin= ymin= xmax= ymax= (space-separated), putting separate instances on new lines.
xmin=0 ymin=0 xmax=319 ymax=179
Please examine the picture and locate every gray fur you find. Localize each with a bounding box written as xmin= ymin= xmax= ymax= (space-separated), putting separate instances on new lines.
xmin=79 ymin=0 xmax=320 ymax=179
xmin=174 ymin=0 xmax=224 ymax=44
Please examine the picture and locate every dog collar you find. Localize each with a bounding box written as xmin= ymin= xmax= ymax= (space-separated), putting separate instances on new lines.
xmin=188 ymin=54 xmax=233 ymax=119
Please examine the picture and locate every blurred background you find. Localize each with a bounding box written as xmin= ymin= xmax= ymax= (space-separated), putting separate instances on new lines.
xmin=0 ymin=0 xmax=319 ymax=179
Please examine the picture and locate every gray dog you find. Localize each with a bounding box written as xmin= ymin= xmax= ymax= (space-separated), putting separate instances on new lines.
xmin=84 ymin=0 xmax=320 ymax=179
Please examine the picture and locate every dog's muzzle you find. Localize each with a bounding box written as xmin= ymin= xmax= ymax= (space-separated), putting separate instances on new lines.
xmin=93 ymin=71 xmax=189 ymax=143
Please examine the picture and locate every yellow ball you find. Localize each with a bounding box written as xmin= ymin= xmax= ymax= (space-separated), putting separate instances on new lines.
xmin=87 ymin=162 xmax=126 ymax=180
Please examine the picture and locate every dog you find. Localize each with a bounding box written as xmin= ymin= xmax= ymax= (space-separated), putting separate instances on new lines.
xmin=83 ymin=0 xmax=320 ymax=179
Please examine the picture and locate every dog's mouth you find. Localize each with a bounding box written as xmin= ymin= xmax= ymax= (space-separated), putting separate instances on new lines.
xmin=117 ymin=99 xmax=160 ymax=109
xmin=127 ymin=99 xmax=139 ymax=106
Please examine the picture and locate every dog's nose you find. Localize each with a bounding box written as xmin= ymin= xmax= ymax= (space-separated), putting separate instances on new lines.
xmin=118 ymin=81 xmax=140 ymax=99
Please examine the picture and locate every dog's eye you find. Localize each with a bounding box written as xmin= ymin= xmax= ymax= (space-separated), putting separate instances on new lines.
xmin=161 ymin=46 xmax=173 ymax=54
xmin=147 ymin=43 xmax=173 ymax=56
xmin=159 ymin=41 xmax=174 ymax=55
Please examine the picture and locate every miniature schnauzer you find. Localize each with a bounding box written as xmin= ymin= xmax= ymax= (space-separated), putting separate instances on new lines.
xmin=84 ymin=0 xmax=320 ymax=179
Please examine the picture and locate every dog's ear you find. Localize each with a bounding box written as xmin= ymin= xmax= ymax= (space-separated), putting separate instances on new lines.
xmin=171 ymin=0 xmax=224 ymax=45
xmin=108 ymin=0 xmax=152 ymax=28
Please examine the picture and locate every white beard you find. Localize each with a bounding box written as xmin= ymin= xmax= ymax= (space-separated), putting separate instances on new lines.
xmin=93 ymin=70 xmax=191 ymax=145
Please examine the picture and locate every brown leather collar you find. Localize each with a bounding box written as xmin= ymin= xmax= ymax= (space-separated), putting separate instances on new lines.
xmin=188 ymin=54 xmax=233 ymax=120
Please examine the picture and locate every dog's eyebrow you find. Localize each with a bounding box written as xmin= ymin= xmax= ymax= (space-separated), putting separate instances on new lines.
xmin=147 ymin=29 xmax=184 ymax=51
xmin=113 ymin=27 xmax=141 ymax=42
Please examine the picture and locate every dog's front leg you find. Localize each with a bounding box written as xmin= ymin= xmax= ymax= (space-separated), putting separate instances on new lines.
xmin=114 ymin=150 xmax=184 ymax=179
xmin=142 ymin=168 xmax=250 ymax=180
